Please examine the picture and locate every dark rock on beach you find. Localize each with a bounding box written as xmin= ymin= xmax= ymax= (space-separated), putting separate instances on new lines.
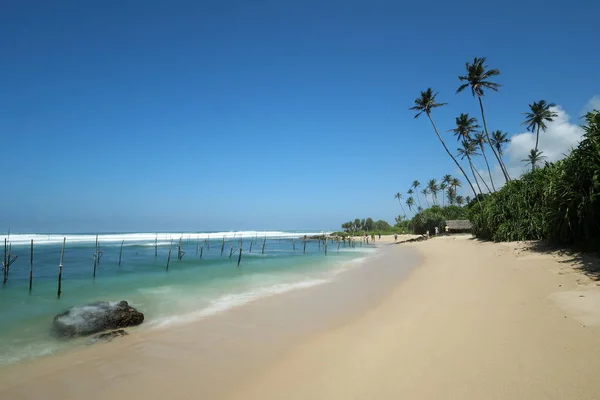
xmin=52 ymin=301 xmax=144 ymax=338
xmin=93 ymin=329 xmax=129 ymax=342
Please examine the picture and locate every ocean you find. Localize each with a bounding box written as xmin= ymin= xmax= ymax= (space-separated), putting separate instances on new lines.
xmin=0 ymin=231 xmax=375 ymax=366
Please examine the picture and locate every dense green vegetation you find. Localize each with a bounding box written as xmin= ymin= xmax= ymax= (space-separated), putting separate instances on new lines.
xmin=468 ymin=111 xmax=600 ymax=246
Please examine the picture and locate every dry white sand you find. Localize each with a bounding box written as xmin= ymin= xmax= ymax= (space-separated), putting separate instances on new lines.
xmin=228 ymin=235 xmax=600 ymax=400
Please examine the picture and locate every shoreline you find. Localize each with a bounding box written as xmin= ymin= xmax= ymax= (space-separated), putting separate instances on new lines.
xmin=3 ymin=234 xmax=600 ymax=399
xmin=0 ymin=235 xmax=420 ymax=399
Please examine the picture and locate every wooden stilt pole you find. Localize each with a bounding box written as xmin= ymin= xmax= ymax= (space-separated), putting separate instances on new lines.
xmin=293 ymin=238 xmax=296 ymax=251
xmin=237 ymin=247 xmax=243 ymax=267
xmin=221 ymin=236 xmax=225 ymax=256
xmin=118 ymin=239 xmax=124 ymax=267
xmin=154 ymin=234 xmax=158 ymax=257
xmin=229 ymin=246 xmax=234 ymax=259
xmin=57 ymin=237 xmax=65 ymax=299
xmin=303 ymin=240 xmax=307 ymax=254
xmin=29 ymin=239 xmax=34 ymax=293
xmin=166 ymin=239 xmax=173 ymax=271
xmin=93 ymin=234 xmax=98 ymax=278
xmin=261 ymin=235 xmax=266 ymax=254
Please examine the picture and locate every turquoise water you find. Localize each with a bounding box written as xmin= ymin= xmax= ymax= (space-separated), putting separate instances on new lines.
xmin=0 ymin=231 xmax=374 ymax=365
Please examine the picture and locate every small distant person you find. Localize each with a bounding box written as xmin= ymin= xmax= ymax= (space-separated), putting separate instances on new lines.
xmin=378 ymin=233 xmax=381 ymax=239
xmin=445 ymin=225 xmax=449 ymax=234
xmin=426 ymin=230 xmax=430 ymax=238
xmin=435 ymin=227 xmax=439 ymax=235
xmin=394 ymin=233 xmax=398 ymax=242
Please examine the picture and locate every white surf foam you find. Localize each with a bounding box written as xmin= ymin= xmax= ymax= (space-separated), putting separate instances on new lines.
xmin=2 ymin=231 xmax=331 ymax=246
xmin=149 ymin=278 xmax=331 ymax=329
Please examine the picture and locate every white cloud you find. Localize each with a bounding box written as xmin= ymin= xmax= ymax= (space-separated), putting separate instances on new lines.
xmin=584 ymin=96 xmax=600 ymax=113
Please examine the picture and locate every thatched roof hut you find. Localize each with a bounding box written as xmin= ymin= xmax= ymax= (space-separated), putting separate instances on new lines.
xmin=446 ymin=220 xmax=473 ymax=232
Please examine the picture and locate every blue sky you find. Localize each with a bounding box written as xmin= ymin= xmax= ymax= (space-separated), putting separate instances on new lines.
xmin=1 ymin=0 xmax=598 ymax=232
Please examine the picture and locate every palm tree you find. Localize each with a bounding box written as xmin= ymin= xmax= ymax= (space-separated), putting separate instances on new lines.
xmin=457 ymin=57 xmax=510 ymax=182
xmin=412 ymin=180 xmax=422 ymax=208
xmin=457 ymin=140 xmax=485 ymax=194
xmin=451 ymin=116 xmax=492 ymax=193
xmin=465 ymin=195 xmax=471 ymax=204
xmin=451 ymin=177 xmax=461 ymax=193
xmin=410 ymin=88 xmax=479 ymax=198
xmin=450 ymin=113 xmax=479 ymax=142
xmin=522 ymin=149 xmax=547 ymax=171
xmin=442 ymin=174 xmax=453 ymax=207
xmin=394 ymin=192 xmax=407 ymax=218
xmin=427 ymin=179 xmax=439 ymax=205
xmin=446 ymin=186 xmax=457 ymax=205
xmin=473 ymin=132 xmax=496 ymax=191
xmin=456 ymin=195 xmax=465 ymax=207
xmin=420 ymin=188 xmax=430 ymax=207
xmin=406 ymin=197 xmax=415 ymax=214
xmin=490 ymin=130 xmax=510 ymax=156
xmin=522 ymin=100 xmax=558 ymax=153
xmin=440 ymin=181 xmax=447 ymax=207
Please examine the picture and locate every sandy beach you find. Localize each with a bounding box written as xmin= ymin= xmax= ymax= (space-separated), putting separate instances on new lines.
xmin=2 ymin=234 xmax=600 ymax=399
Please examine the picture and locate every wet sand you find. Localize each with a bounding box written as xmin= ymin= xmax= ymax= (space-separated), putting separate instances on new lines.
xmin=0 ymin=235 xmax=419 ymax=399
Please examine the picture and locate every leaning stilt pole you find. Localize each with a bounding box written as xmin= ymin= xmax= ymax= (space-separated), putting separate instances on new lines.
xmin=57 ymin=237 xmax=66 ymax=299
xmin=166 ymin=239 xmax=173 ymax=271
xmin=261 ymin=235 xmax=266 ymax=254
xmin=221 ymin=236 xmax=226 ymax=256
xmin=93 ymin=234 xmax=98 ymax=278
xmin=29 ymin=239 xmax=34 ymax=293
xmin=303 ymin=240 xmax=307 ymax=254
xmin=229 ymin=246 xmax=234 ymax=259
xmin=118 ymin=240 xmax=124 ymax=267
xmin=293 ymin=238 xmax=296 ymax=251
xmin=237 ymin=247 xmax=243 ymax=267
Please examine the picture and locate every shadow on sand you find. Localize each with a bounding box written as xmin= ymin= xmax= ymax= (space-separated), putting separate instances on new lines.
xmin=469 ymin=236 xmax=600 ymax=282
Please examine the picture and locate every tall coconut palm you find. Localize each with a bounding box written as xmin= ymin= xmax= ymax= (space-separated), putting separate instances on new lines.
xmin=394 ymin=192 xmax=407 ymax=218
xmin=406 ymin=197 xmax=415 ymax=214
xmin=420 ymin=188 xmax=430 ymax=208
xmin=439 ymin=181 xmax=447 ymax=207
xmin=427 ymin=179 xmax=439 ymax=205
xmin=522 ymin=100 xmax=558 ymax=153
xmin=522 ymin=149 xmax=547 ymax=171
xmin=442 ymin=174 xmax=453 ymax=207
xmin=456 ymin=195 xmax=465 ymax=207
xmin=451 ymin=177 xmax=461 ymax=193
xmin=457 ymin=57 xmax=511 ymax=182
xmin=473 ymin=132 xmax=496 ymax=191
xmin=450 ymin=113 xmax=479 ymax=142
xmin=457 ymin=140 xmax=485 ymax=194
xmin=490 ymin=130 xmax=510 ymax=156
xmin=410 ymin=88 xmax=478 ymax=198
xmin=446 ymin=186 xmax=457 ymax=205
xmin=411 ymin=180 xmax=422 ymax=208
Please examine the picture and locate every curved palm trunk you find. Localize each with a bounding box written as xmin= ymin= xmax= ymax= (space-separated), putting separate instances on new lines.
xmin=534 ymin=125 xmax=540 ymax=153
xmin=397 ymin=199 xmax=407 ymax=217
xmin=424 ymin=196 xmax=430 ymax=208
xmin=473 ymin=162 xmax=492 ymax=193
xmin=415 ymin=191 xmax=422 ymax=208
xmin=466 ymin=155 xmax=483 ymax=194
xmin=479 ymin=145 xmax=496 ymax=191
xmin=478 ymin=97 xmax=511 ymax=182
xmin=427 ymin=114 xmax=479 ymax=199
